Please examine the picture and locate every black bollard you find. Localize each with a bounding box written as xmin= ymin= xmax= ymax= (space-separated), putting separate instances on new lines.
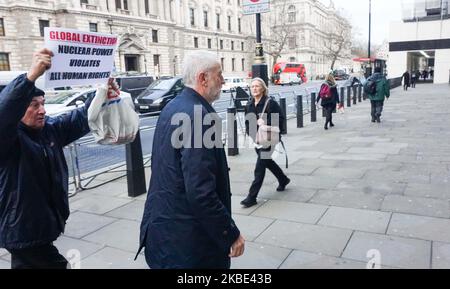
xmin=347 ymin=87 xmax=351 ymax=107
xmin=353 ymin=86 xmax=357 ymax=105
xmin=358 ymin=85 xmax=362 ymax=102
xmin=340 ymin=87 xmax=345 ymax=106
xmin=227 ymin=107 xmax=239 ymax=156
xmin=280 ymin=97 xmax=287 ymax=135
xmin=297 ymin=94 xmax=304 ymax=128
xmin=311 ymin=93 xmax=317 ymax=122
xmin=126 ymin=131 xmax=147 ymax=197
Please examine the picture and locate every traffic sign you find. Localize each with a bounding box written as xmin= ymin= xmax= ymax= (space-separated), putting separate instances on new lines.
xmin=242 ymin=0 xmax=270 ymax=15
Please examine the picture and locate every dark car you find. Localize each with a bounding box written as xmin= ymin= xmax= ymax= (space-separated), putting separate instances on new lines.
xmin=115 ymin=75 xmax=154 ymax=100
xmin=134 ymin=76 xmax=184 ymax=114
xmin=333 ymin=70 xmax=350 ymax=81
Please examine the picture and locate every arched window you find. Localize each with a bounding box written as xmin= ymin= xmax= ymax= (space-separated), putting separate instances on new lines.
xmin=288 ymin=5 xmax=296 ymax=23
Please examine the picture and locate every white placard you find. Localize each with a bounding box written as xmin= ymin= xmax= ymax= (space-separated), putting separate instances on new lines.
xmin=242 ymin=0 xmax=270 ymax=15
xmin=44 ymin=27 xmax=118 ymax=88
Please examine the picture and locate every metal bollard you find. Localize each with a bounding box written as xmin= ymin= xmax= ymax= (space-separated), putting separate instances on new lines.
xmin=353 ymin=86 xmax=357 ymax=105
xmin=340 ymin=87 xmax=345 ymax=106
xmin=347 ymin=87 xmax=351 ymax=107
xmin=227 ymin=107 xmax=239 ymax=156
xmin=296 ymin=94 xmax=304 ymax=128
xmin=280 ymin=97 xmax=287 ymax=135
xmin=311 ymin=93 xmax=317 ymax=122
xmin=358 ymin=85 xmax=362 ymax=102
xmin=126 ymin=131 xmax=147 ymax=197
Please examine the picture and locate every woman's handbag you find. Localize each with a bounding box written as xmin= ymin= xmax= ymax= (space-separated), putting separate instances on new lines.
xmin=255 ymin=98 xmax=280 ymax=147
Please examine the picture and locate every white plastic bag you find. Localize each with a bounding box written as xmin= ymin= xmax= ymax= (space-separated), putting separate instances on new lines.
xmin=88 ymin=80 xmax=139 ymax=145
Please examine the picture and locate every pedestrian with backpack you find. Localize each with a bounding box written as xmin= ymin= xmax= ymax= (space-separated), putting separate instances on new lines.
xmin=316 ymin=74 xmax=339 ymax=130
xmin=364 ymin=67 xmax=390 ymax=123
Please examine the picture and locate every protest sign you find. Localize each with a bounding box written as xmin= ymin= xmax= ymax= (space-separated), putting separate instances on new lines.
xmin=44 ymin=27 xmax=118 ymax=88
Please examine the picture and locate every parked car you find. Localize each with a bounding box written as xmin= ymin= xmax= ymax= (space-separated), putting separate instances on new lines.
xmin=114 ymin=75 xmax=154 ymax=100
xmin=134 ymin=76 xmax=184 ymax=114
xmin=222 ymin=77 xmax=249 ymax=92
xmin=333 ymin=70 xmax=350 ymax=81
xmin=44 ymin=88 xmax=132 ymax=117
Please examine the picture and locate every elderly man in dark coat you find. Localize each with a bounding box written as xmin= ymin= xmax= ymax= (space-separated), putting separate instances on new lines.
xmin=0 ymin=48 xmax=92 ymax=268
xmin=137 ymin=51 xmax=245 ymax=269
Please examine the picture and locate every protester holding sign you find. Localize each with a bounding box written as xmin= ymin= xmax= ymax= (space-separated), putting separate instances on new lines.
xmin=0 ymin=47 xmax=116 ymax=269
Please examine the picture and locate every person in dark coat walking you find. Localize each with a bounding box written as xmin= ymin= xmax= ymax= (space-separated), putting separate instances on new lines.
xmin=366 ymin=67 xmax=390 ymax=123
xmin=240 ymin=78 xmax=290 ymax=209
xmin=402 ymin=71 xmax=410 ymax=91
xmin=317 ymin=74 xmax=339 ymax=130
xmin=0 ymin=48 xmax=93 ymax=269
xmin=411 ymin=71 xmax=417 ymax=88
xmin=138 ymin=51 xmax=245 ymax=269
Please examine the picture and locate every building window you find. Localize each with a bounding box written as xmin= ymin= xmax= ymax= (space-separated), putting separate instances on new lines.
xmin=145 ymin=0 xmax=150 ymax=14
xmin=153 ymin=54 xmax=160 ymax=74
xmin=80 ymin=0 xmax=88 ymax=5
xmin=228 ymin=16 xmax=232 ymax=31
xmin=89 ymin=23 xmax=98 ymax=32
xmin=207 ymin=38 xmax=212 ymax=49
xmin=288 ymin=36 xmax=296 ymax=49
xmin=221 ymin=58 xmax=225 ymax=70
xmin=241 ymin=58 xmax=245 ymax=71
xmin=39 ymin=20 xmax=50 ymax=37
xmin=123 ymin=0 xmax=128 ymax=10
xmin=220 ymin=39 xmax=223 ymax=50
xmin=115 ymin=0 xmax=121 ymax=9
xmin=241 ymin=42 xmax=244 ymax=51
xmin=190 ymin=8 xmax=195 ymax=26
xmin=289 ymin=57 xmax=296 ymax=62
xmin=0 ymin=18 xmax=4 ymax=36
xmin=204 ymin=11 xmax=208 ymax=27
xmin=238 ymin=18 xmax=241 ymax=33
xmin=231 ymin=41 xmax=234 ymax=50
xmin=231 ymin=58 xmax=235 ymax=71
xmin=0 ymin=53 xmax=10 ymax=71
xmin=152 ymin=30 xmax=158 ymax=43
xmin=216 ymin=13 xmax=220 ymax=30
xmin=194 ymin=37 xmax=198 ymax=48
xmin=288 ymin=5 xmax=296 ymax=23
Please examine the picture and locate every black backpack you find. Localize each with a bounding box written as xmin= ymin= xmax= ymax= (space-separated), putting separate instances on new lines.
xmin=364 ymin=79 xmax=377 ymax=95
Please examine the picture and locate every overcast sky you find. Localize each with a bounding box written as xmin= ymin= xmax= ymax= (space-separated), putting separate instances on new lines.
xmin=319 ymin=0 xmax=404 ymax=45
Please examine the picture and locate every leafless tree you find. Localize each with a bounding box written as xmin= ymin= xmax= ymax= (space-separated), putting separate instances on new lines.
xmin=323 ymin=18 xmax=352 ymax=70
xmin=264 ymin=0 xmax=296 ymax=67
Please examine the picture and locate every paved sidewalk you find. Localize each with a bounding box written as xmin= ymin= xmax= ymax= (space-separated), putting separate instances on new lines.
xmin=1 ymin=83 xmax=450 ymax=269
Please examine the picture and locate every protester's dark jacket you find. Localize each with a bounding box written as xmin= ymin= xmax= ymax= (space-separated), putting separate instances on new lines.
xmin=0 ymin=74 xmax=91 ymax=249
xmin=402 ymin=72 xmax=411 ymax=85
xmin=244 ymin=95 xmax=286 ymax=139
xmin=316 ymin=81 xmax=339 ymax=107
xmin=139 ymin=87 xmax=240 ymax=269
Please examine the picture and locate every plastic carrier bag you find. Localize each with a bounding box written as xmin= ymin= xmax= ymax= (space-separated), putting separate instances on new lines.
xmin=88 ymin=79 xmax=139 ymax=145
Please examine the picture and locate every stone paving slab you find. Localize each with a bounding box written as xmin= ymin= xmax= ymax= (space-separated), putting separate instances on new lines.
xmin=82 ymin=219 xmax=140 ymax=253
xmin=257 ymin=184 xmax=318 ymax=203
xmin=81 ymin=247 xmax=148 ymax=269
xmin=309 ymin=189 xmax=385 ymax=211
xmin=288 ymin=175 xmax=342 ymax=190
xmin=311 ymin=167 xmax=366 ymax=179
xmin=342 ymin=232 xmax=431 ymax=269
xmin=336 ymin=179 xmax=406 ymax=196
xmin=280 ymin=250 xmax=368 ymax=269
xmin=321 ymin=153 xmax=387 ymax=162
xmin=64 ymin=211 xmax=118 ymax=239
xmin=387 ymin=213 xmax=450 ymax=243
xmin=231 ymin=196 xmax=268 ymax=216
xmin=83 ymin=180 xmax=129 ymax=197
xmin=318 ymin=207 xmax=391 ymax=234
xmin=403 ymin=183 xmax=450 ymax=200
xmin=251 ymin=200 xmax=328 ymax=224
xmin=233 ymin=215 xmax=274 ymax=242
xmin=255 ymin=220 xmax=353 ymax=257
xmin=231 ymin=242 xmax=292 ymax=269
xmin=347 ymin=147 xmax=403 ymax=155
xmin=432 ymin=242 xmax=450 ymax=269
xmin=70 ymin=195 xmax=133 ymax=215
xmin=105 ymin=200 xmax=146 ymax=221
xmin=381 ymin=195 xmax=450 ymax=218
xmin=54 ymin=236 xmax=104 ymax=262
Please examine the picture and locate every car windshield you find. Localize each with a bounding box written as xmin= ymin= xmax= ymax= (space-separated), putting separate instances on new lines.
xmin=45 ymin=91 xmax=79 ymax=104
xmin=146 ymin=78 xmax=178 ymax=90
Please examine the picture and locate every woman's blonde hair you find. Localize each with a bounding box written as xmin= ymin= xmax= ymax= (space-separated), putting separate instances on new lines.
xmin=326 ymin=74 xmax=336 ymax=86
xmin=251 ymin=77 xmax=268 ymax=96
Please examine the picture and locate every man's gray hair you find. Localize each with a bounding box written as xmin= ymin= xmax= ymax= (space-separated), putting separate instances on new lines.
xmin=182 ymin=51 xmax=220 ymax=88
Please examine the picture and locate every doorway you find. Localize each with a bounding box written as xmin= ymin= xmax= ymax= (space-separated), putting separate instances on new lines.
xmin=125 ymin=54 xmax=140 ymax=72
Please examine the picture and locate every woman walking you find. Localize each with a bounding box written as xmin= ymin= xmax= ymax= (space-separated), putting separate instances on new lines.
xmin=317 ymin=74 xmax=339 ymax=130
xmin=240 ymin=78 xmax=290 ymax=208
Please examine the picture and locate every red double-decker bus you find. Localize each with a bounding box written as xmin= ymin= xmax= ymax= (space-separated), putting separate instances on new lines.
xmin=272 ymin=62 xmax=307 ymax=85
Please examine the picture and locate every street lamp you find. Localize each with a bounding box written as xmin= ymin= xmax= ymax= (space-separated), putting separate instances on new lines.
xmin=252 ymin=13 xmax=268 ymax=85
xmin=367 ymin=0 xmax=372 ymax=77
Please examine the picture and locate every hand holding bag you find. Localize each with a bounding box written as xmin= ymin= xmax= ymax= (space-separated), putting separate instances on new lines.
xmin=255 ymin=98 xmax=280 ymax=148
xmin=88 ymin=79 xmax=139 ymax=145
